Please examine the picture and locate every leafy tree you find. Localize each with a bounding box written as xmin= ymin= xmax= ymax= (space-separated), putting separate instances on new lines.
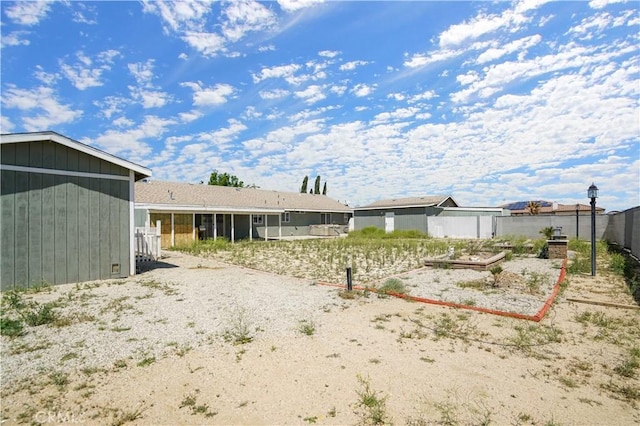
xmin=322 ymin=182 xmax=327 ymax=195
xmin=314 ymin=175 xmax=321 ymax=195
xmin=300 ymin=175 xmax=309 ymax=193
xmin=208 ymin=170 xmax=244 ymax=187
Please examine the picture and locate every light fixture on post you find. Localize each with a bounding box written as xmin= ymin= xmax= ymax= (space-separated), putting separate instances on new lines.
xmin=587 ymin=183 xmax=599 ymax=276
xmin=575 ymin=203 xmax=580 ymax=239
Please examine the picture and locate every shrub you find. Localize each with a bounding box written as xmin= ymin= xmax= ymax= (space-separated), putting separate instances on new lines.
xmin=348 ymin=227 xmax=386 ymax=239
xmin=608 ymin=252 xmax=626 ymax=276
xmin=174 ymin=238 xmax=231 ymax=255
xmin=24 ymin=303 xmax=58 ymax=326
xmin=348 ymin=227 xmax=428 ymax=240
xmin=0 ymin=317 xmax=24 ymax=337
xmin=378 ymin=278 xmax=407 ymax=294
xmin=540 ymin=226 xmax=555 ymax=240
xmin=489 ymin=265 xmax=503 ymax=287
xmin=298 ymin=319 xmax=316 ymax=336
xmin=567 ymin=256 xmax=590 ymax=275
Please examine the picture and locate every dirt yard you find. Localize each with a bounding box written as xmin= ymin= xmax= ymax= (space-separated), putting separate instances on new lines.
xmin=1 ymin=248 xmax=639 ymax=425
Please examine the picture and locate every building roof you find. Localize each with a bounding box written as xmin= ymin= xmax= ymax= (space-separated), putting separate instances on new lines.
xmin=0 ymin=131 xmax=151 ymax=181
xmin=356 ymin=195 xmax=458 ymax=210
xmin=501 ymin=200 xmax=605 ymax=214
xmin=135 ymin=180 xmax=353 ymax=214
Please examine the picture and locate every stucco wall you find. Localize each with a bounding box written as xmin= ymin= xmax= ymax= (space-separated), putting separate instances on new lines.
xmin=495 ymin=214 xmax=609 ymax=240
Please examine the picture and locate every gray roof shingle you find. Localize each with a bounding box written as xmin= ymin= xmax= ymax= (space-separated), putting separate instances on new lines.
xmin=135 ymin=180 xmax=352 ymax=213
xmin=357 ymin=195 xmax=456 ymax=210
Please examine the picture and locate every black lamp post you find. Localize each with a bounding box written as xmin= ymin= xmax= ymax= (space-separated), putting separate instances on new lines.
xmin=575 ymin=203 xmax=580 ymax=239
xmin=588 ymin=183 xmax=598 ymax=276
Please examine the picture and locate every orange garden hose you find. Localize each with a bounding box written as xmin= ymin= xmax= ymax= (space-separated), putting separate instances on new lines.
xmin=318 ymin=258 xmax=567 ymax=322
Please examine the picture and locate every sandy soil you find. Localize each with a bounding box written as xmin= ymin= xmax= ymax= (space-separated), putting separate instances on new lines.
xmin=1 ymin=250 xmax=639 ymax=425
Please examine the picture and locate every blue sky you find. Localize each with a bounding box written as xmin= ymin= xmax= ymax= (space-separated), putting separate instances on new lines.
xmin=1 ymin=0 xmax=638 ymax=211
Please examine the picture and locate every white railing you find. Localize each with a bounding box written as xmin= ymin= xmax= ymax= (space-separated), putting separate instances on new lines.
xmin=135 ymin=221 xmax=161 ymax=262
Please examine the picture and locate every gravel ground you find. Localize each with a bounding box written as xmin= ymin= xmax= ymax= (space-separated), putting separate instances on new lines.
xmin=398 ymin=257 xmax=563 ymax=315
xmin=1 ymin=252 xmax=562 ymax=391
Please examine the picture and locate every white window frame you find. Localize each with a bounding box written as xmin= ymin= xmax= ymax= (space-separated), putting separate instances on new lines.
xmin=253 ymin=215 xmax=263 ymax=225
xmin=281 ymin=212 xmax=291 ymax=223
xmin=321 ymin=213 xmax=332 ymax=224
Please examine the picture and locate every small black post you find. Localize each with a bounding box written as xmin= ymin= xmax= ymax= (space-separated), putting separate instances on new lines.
xmin=587 ymin=183 xmax=599 ymax=277
xmin=575 ymin=203 xmax=579 ymax=239
xmin=346 ymin=266 xmax=353 ymax=291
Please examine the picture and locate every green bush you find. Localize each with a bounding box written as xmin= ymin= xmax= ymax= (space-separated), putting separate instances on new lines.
xmin=609 ymin=252 xmax=626 ymax=276
xmin=348 ymin=227 xmax=428 ymax=240
xmin=173 ymin=238 xmax=231 ymax=255
xmin=567 ymin=257 xmax=591 ymax=275
xmin=540 ymin=226 xmax=555 ymax=240
xmin=0 ymin=317 xmax=24 ymax=337
xmin=378 ymin=278 xmax=407 ymax=294
xmin=24 ymin=303 xmax=57 ymax=326
xmin=387 ymin=229 xmax=428 ymax=239
xmin=348 ymin=227 xmax=386 ymax=239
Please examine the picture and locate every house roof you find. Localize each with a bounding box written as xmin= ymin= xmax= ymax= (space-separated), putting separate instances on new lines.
xmin=0 ymin=131 xmax=151 ymax=181
xmin=356 ymin=195 xmax=458 ymax=210
xmin=501 ymin=201 xmax=605 ymax=214
xmin=135 ymin=180 xmax=353 ymax=214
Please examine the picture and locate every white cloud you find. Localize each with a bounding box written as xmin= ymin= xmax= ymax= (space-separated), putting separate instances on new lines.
xmin=136 ymin=90 xmax=170 ymax=109
xmin=221 ymin=0 xmax=276 ymax=42
xmin=409 ymin=90 xmax=437 ymax=103
xmin=90 ymin=115 xmax=176 ymax=162
xmin=179 ymin=110 xmax=204 ymax=123
xmin=318 ymin=50 xmax=340 ymax=58
xmin=33 ymin=66 xmax=60 ymax=85
xmin=94 ymin=96 xmax=131 ymax=120
xmin=141 ymin=0 xmax=213 ymax=32
xmin=588 ymin=0 xmax=627 ymax=10
xmin=330 ymin=85 xmax=347 ymax=96
xmin=1 ymin=31 xmax=31 ymax=48
xmin=476 ymin=34 xmax=542 ymax=64
xmin=252 ymin=63 xmax=301 ymax=83
xmin=438 ymin=1 xmax=547 ymax=48
xmin=1 ymin=85 xmax=82 ymax=131
xmin=456 ymin=71 xmax=480 ymax=86
xmin=59 ymin=50 xmax=121 ymax=90
xmin=0 ymin=116 xmax=15 ymax=133
xmin=351 ymin=83 xmax=375 ymax=97
xmin=113 ymin=117 xmax=134 ymax=128
xmin=128 ymin=60 xmax=156 ymax=87
xmin=70 ymin=3 xmax=98 ymax=25
xmin=453 ymin=39 xmax=638 ymax=104
xmin=181 ymin=82 xmax=235 ymax=106
xmin=242 ymin=106 xmax=263 ymax=120
xmin=339 ymin=60 xmax=369 ymax=71
xmin=372 ymin=107 xmax=419 ymax=124
xmin=198 ymin=119 xmax=248 ymax=146
xmin=181 ymin=31 xmax=227 ymax=56
xmin=294 ymin=85 xmax=326 ymax=104
xmin=403 ymin=49 xmax=461 ymax=68
xmin=126 ymin=60 xmax=170 ymax=108
xmin=259 ymin=89 xmax=290 ymax=99
xmin=278 ymin=0 xmax=324 ymax=13
xmin=4 ymin=1 xmax=51 ymax=26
